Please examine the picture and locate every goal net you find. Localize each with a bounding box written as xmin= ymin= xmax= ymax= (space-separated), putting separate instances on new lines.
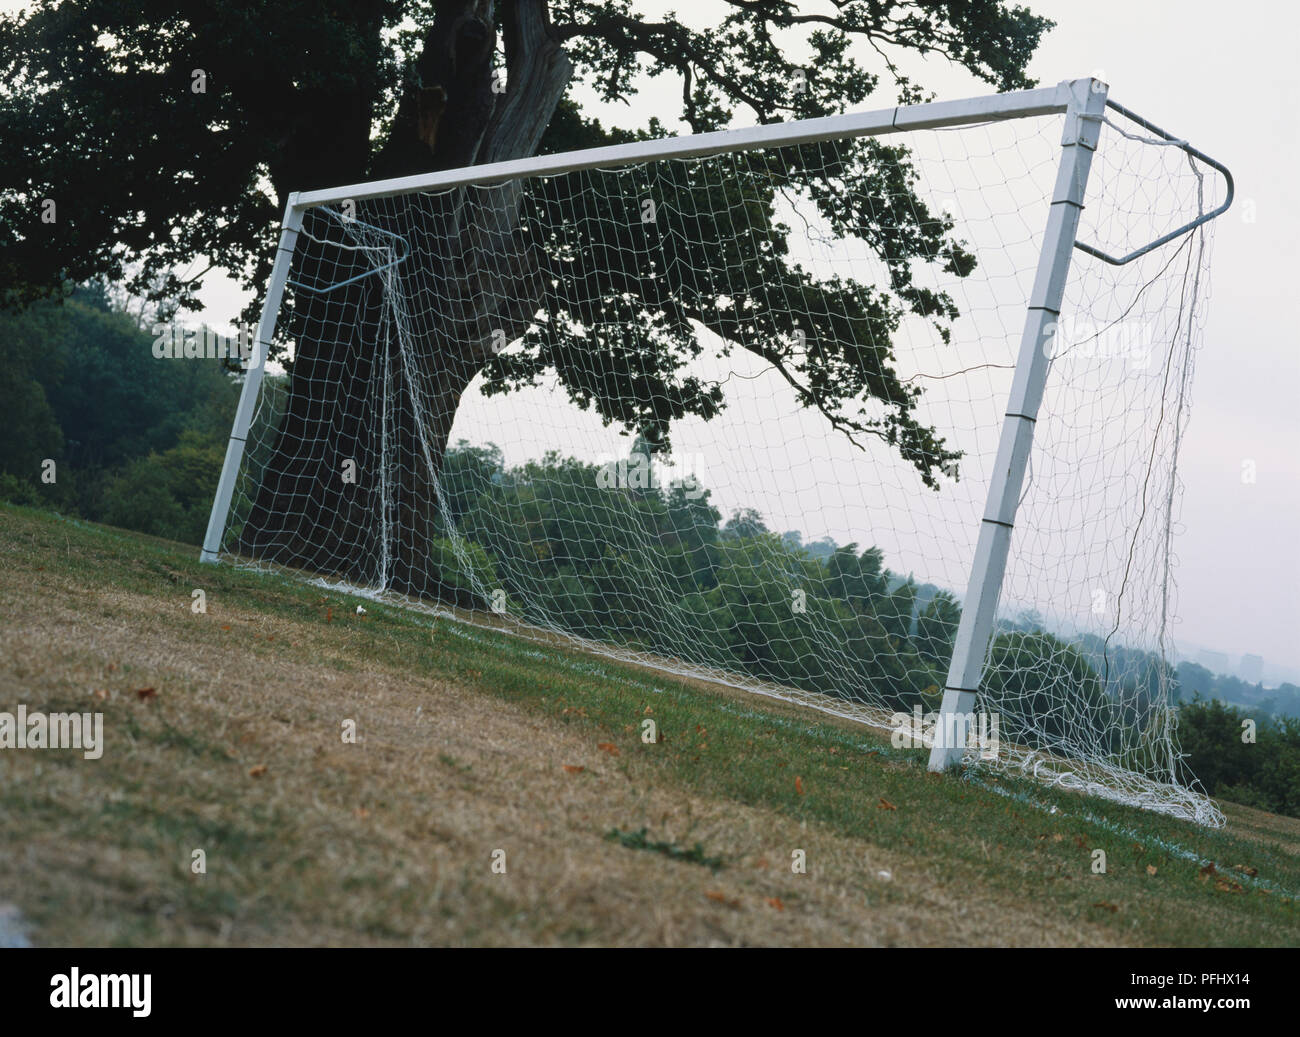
xmin=208 ymin=85 xmax=1227 ymax=825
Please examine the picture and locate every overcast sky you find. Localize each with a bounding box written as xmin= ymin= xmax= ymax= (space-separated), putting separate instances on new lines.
xmin=8 ymin=0 xmax=1295 ymax=677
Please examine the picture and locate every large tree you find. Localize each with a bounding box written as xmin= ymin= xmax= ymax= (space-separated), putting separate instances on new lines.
xmin=0 ymin=0 xmax=1052 ymax=595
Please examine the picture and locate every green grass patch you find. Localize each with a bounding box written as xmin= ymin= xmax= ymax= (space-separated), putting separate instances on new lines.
xmin=605 ymin=827 xmax=725 ymax=872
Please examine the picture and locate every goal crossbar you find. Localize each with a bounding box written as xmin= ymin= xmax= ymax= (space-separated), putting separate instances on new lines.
xmin=291 ymin=80 xmax=1081 ymax=209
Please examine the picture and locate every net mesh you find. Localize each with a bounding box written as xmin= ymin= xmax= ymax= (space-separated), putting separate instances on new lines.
xmin=217 ymin=104 xmax=1225 ymax=825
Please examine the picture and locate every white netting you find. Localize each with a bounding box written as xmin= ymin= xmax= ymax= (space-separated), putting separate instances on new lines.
xmin=218 ymin=103 xmax=1225 ymax=825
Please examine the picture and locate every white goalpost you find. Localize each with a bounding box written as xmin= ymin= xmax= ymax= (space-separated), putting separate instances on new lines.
xmin=202 ymin=78 xmax=1232 ymax=826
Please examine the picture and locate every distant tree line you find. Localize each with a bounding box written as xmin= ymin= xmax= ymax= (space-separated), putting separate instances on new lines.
xmin=1172 ymin=660 xmax=1300 ymax=726
xmin=1177 ymin=698 xmax=1300 ymax=817
xmin=433 ymin=439 xmax=966 ymax=713
xmin=0 ymin=285 xmax=236 ymax=545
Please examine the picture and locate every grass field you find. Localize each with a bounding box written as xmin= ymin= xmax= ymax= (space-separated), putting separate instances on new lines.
xmin=1 ymin=502 xmax=1297 ymax=947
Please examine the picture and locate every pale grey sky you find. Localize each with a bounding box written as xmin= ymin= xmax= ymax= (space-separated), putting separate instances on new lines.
xmin=8 ymin=0 xmax=1296 ymax=676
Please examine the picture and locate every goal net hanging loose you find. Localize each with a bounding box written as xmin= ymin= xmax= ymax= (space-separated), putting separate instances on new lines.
xmin=204 ymin=79 xmax=1233 ymax=826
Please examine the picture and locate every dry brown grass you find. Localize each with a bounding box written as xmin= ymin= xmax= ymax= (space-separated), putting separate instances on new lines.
xmin=0 ymin=507 xmax=1296 ymax=946
xmin=0 ymin=572 xmax=1117 ymax=946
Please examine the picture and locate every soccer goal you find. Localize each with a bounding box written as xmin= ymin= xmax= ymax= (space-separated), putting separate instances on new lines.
xmin=203 ymin=78 xmax=1232 ymax=826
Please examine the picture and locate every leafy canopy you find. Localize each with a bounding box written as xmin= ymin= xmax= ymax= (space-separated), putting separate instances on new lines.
xmin=1 ymin=1 xmax=1053 ymax=485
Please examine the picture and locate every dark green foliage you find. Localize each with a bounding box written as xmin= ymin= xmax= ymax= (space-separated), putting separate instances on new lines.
xmin=605 ymin=827 xmax=724 ymax=872
xmin=827 ymin=543 xmax=887 ymax=607
xmin=0 ymin=289 xmax=238 ymax=544
xmin=915 ymin=589 xmax=962 ymax=668
xmin=438 ymin=440 xmax=946 ymax=712
xmin=982 ymin=630 xmax=1116 ymax=755
xmin=1178 ymin=698 xmax=1300 ymax=818
xmin=3 ymin=1 xmax=1053 ymax=490
xmin=425 ymin=537 xmax=497 ymax=608
xmin=484 ymin=123 xmax=968 ymax=485
xmin=0 ymin=296 xmax=66 ymax=485
xmin=100 ymin=431 xmax=228 ymax=546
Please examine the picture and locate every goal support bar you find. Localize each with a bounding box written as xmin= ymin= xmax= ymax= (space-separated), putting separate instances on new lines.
xmin=927 ymin=78 xmax=1109 ymax=769
xmin=200 ymin=195 xmax=304 ymax=563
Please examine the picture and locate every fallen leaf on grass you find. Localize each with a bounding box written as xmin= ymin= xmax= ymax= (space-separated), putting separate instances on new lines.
xmin=562 ymin=765 xmax=585 ymax=774
xmin=795 ymin=776 xmax=805 ymax=796
xmin=597 ymin=742 xmax=620 ymax=757
xmin=1146 ymin=865 xmax=1157 ymax=876
xmin=877 ymin=798 xmax=897 ymax=811
xmin=765 ymin=897 xmax=785 ymax=911
xmin=705 ymin=891 xmax=741 ymax=908
xmin=1092 ymin=901 xmax=1119 ymax=913
xmin=247 ymin=765 xmax=267 ymax=778
xmin=134 ymin=687 xmax=156 ymax=701
xmin=1232 ymin=864 xmax=1258 ymax=877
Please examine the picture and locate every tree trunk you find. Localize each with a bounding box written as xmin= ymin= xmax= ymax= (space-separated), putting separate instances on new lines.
xmin=239 ymin=0 xmax=571 ymax=599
